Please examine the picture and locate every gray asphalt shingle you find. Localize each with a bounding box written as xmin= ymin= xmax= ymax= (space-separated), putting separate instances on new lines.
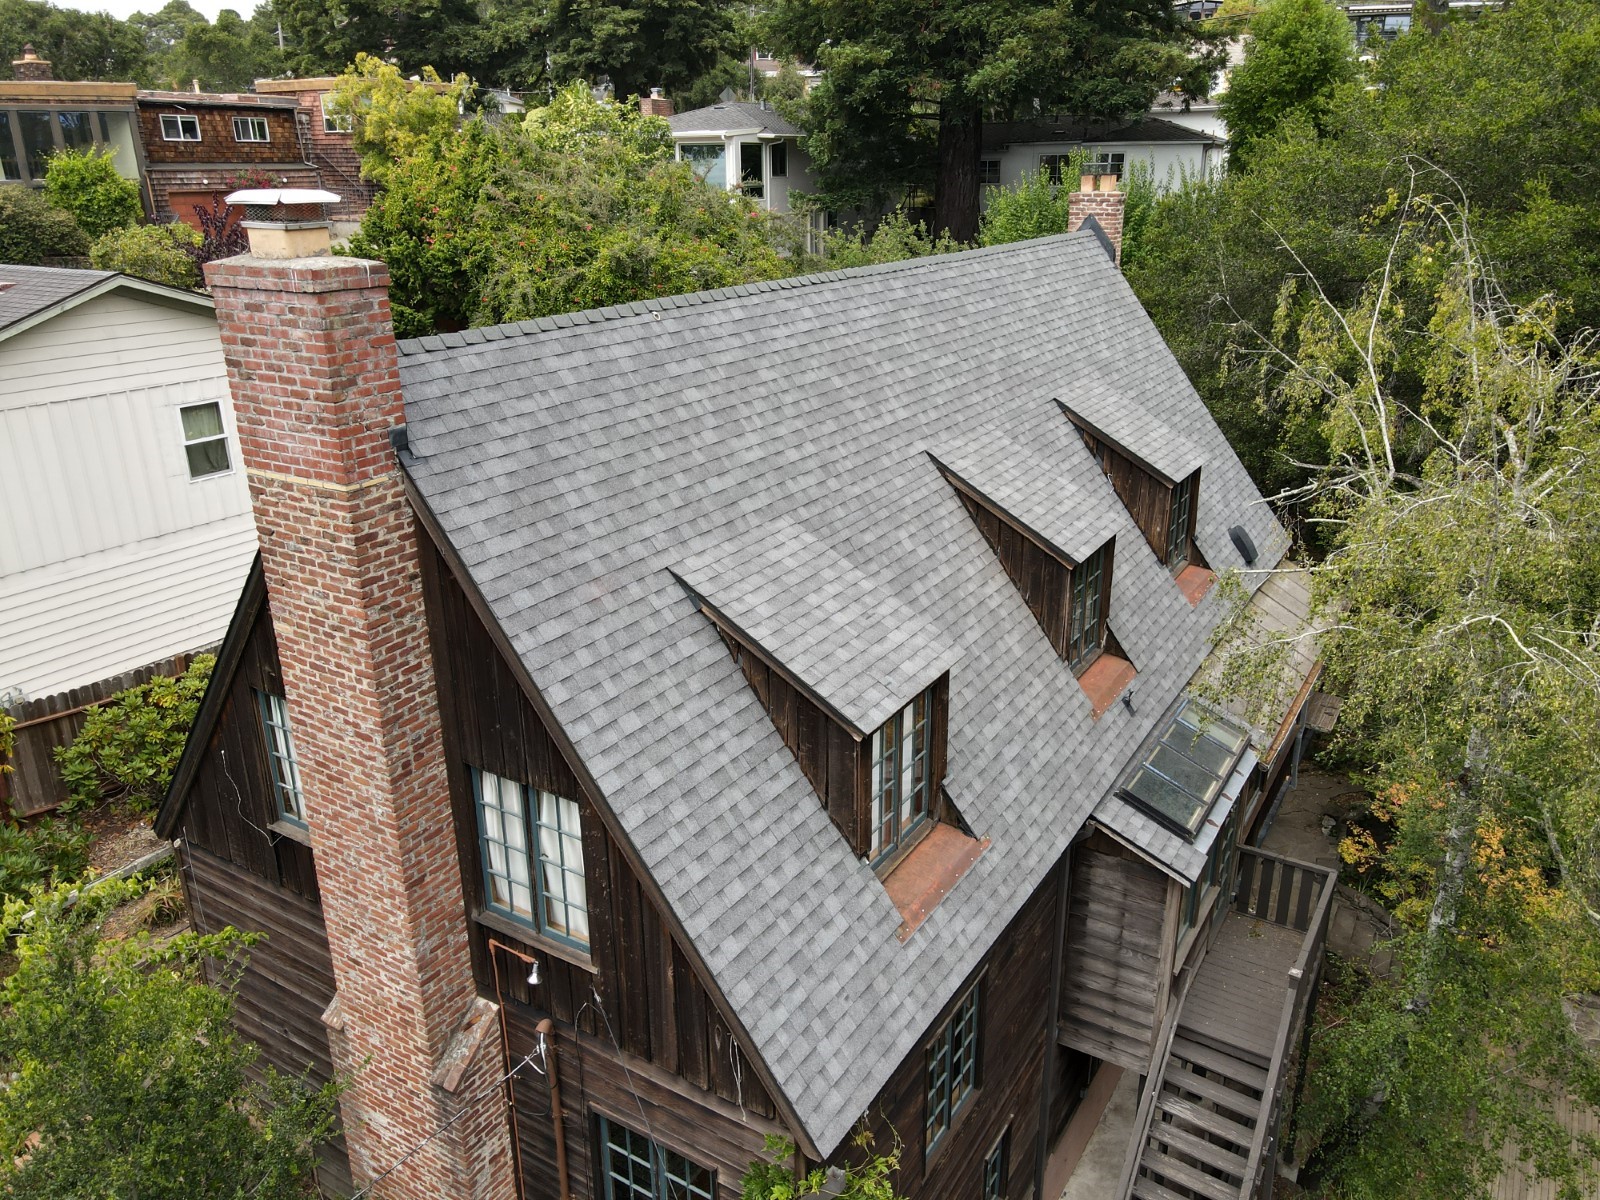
xmin=0 ymin=264 xmax=112 ymax=335
xmin=397 ymin=232 xmax=1290 ymax=1157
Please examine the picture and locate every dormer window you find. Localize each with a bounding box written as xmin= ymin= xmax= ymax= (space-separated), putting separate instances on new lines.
xmin=1067 ymin=540 xmax=1110 ymax=668
xmin=1167 ymin=473 xmax=1194 ymax=568
xmin=870 ymin=685 xmax=935 ymax=865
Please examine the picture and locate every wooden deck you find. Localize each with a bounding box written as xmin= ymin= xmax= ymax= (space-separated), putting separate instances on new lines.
xmin=1179 ymin=910 xmax=1306 ymax=1068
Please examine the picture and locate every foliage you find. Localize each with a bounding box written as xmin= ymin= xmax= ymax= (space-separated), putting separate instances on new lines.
xmin=540 ymin=0 xmax=738 ymax=101
xmin=742 ymin=1132 xmax=902 ymax=1200
xmin=89 ymin=220 xmax=203 ymax=289
xmin=765 ymin=0 xmax=1222 ymax=241
xmin=815 ymin=209 xmax=960 ymax=269
xmin=0 ymin=715 xmax=84 ymax=905
xmin=187 ymin=191 xmax=250 ymax=265
xmin=0 ymin=0 xmax=150 ymax=81
xmin=41 ymin=146 xmax=141 ymax=240
xmin=54 ymin=655 xmax=214 ymax=814
xmin=347 ymin=82 xmax=790 ymax=336
xmin=0 ymin=186 xmax=88 ymax=265
xmin=161 ymin=5 xmax=285 ymax=92
xmin=329 ymin=53 xmax=474 ymax=185
xmin=977 ymin=167 xmax=1078 ymax=247
xmin=0 ymin=877 xmax=341 ymax=1199
xmin=1218 ymin=0 xmax=1357 ymax=170
xmin=274 ymin=0 xmax=476 ymax=78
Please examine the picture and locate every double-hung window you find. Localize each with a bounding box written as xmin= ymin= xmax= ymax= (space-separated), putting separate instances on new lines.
xmin=598 ymin=1117 xmax=715 ymax=1200
xmin=160 ymin=113 xmax=201 ymax=141
xmin=1067 ymin=541 xmax=1110 ymax=668
xmin=926 ymin=983 xmax=980 ymax=1153
xmin=256 ymin=691 xmax=306 ymax=827
xmin=180 ymin=401 xmax=231 ymax=478
xmin=473 ymin=768 xmax=590 ymax=949
xmin=233 ymin=116 xmax=269 ymax=143
xmin=1167 ymin=474 xmax=1194 ymax=568
xmin=869 ymin=685 xmax=933 ymax=865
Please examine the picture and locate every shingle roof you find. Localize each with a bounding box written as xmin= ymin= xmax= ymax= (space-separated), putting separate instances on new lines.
xmin=983 ymin=115 xmax=1222 ymax=150
xmin=0 ymin=264 xmax=112 ymax=335
xmin=667 ymin=101 xmax=802 ymax=137
xmin=396 ymin=232 xmax=1289 ymax=1157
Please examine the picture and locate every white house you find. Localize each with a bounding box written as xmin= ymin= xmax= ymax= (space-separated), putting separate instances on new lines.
xmin=666 ymin=100 xmax=819 ymax=219
xmin=980 ymin=116 xmax=1223 ymax=196
xmin=0 ymin=265 xmax=254 ymax=703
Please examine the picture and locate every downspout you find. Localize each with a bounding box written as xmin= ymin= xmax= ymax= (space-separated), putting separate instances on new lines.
xmin=536 ymin=1018 xmax=572 ymax=1200
xmin=1033 ymin=847 xmax=1073 ymax=1200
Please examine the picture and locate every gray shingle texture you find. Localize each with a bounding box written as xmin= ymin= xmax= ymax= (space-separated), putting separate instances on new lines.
xmin=0 ymin=264 xmax=113 ymax=335
xmin=397 ymin=231 xmax=1290 ymax=1158
xmin=667 ymin=101 xmax=802 ymax=137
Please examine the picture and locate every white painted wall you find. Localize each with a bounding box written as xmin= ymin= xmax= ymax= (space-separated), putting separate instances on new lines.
xmin=0 ymin=289 xmax=256 ymax=700
xmin=984 ymin=138 xmax=1218 ymax=199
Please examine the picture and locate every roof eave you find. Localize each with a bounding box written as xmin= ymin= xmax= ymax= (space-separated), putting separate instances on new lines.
xmin=0 ymin=273 xmax=213 ymax=345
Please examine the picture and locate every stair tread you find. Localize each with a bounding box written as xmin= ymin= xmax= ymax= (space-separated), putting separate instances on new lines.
xmin=1141 ymin=1148 xmax=1245 ymax=1200
xmin=1157 ymin=1094 xmax=1256 ymax=1145
xmin=1148 ymin=1120 xmax=1250 ymax=1176
xmin=1171 ymin=1036 xmax=1270 ymax=1089
xmin=1164 ymin=1061 xmax=1264 ymax=1114
xmin=1132 ymin=1177 xmax=1195 ymax=1200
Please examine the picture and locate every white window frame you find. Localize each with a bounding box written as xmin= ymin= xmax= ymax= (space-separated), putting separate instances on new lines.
xmin=178 ymin=401 xmax=232 ymax=479
xmin=256 ymin=690 xmax=306 ymax=828
xmin=232 ymin=115 xmax=269 ymax=143
xmin=320 ymin=94 xmax=352 ymax=134
xmin=472 ymin=768 xmax=590 ymax=950
xmin=159 ymin=113 xmax=201 ymax=142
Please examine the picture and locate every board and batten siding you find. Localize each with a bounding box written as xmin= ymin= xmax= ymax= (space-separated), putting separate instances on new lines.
xmin=0 ymin=289 xmax=255 ymax=699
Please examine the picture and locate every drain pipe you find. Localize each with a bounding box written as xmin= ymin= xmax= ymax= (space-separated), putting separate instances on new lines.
xmin=537 ymin=1018 xmax=572 ymax=1200
xmin=1033 ymin=848 xmax=1073 ymax=1200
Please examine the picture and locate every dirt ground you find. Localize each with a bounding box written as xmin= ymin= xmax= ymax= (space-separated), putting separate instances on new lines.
xmin=80 ymin=802 xmax=168 ymax=876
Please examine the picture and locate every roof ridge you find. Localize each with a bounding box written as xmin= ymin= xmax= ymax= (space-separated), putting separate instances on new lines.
xmin=394 ymin=232 xmax=1091 ymax=358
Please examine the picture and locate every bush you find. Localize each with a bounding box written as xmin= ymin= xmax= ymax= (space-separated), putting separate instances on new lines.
xmin=815 ymin=209 xmax=961 ymax=268
xmin=978 ymin=166 xmax=1077 ymax=247
xmin=0 ymin=818 xmax=89 ymax=902
xmin=89 ymin=222 xmax=203 ymax=289
xmin=55 ymin=655 xmax=214 ymax=814
xmin=0 ymin=188 xmax=89 ymax=265
xmin=42 ymin=147 xmax=142 ymax=241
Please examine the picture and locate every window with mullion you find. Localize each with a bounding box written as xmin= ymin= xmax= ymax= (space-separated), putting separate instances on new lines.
xmin=1167 ymin=474 xmax=1194 ymax=568
xmin=983 ymin=1130 xmax=1010 ymax=1200
xmin=1067 ymin=540 xmax=1110 ymax=668
xmin=472 ymin=768 xmax=590 ymax=950
xmin=255 ymin=690 xmax=305 ymax=827
xmin=869 ymin=686 xmax=933 ymax=865
xmin=598 ymin=1117 xmax=715 ymax=1200
xmin=926 ymin=983 xmax=980 ymax=1154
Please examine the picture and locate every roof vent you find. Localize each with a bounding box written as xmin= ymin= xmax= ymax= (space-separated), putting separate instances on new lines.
xmin=1229 ymin=525 xmax=1257 ymax=565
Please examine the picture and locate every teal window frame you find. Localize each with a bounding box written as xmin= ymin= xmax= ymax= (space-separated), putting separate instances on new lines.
xmin=597 ymin=1116 xmax=715 ymax=1200
xmin=869 ymin=685 xmax=934 ymax=866
xmin=983 ymin=1129 xmax=1009 ymax=1200
xmin=926 ymin=982 xmax=980 ymax=1154
xmin=1166 ymin=473 xmax=1195 ymax=569
xmin=1067 ymin=540 xmax=1111 ymax=669
xmin=471 ymin=767 xmax=590 ymax=951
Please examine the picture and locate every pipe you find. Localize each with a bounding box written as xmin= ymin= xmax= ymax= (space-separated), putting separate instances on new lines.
xmin=1033 ymin=847 xmax=1073 ymax=1200
xmin=488 ymin=939 xmax=533 ymax=1200
xmin=537 ymin=1018 xmax=572 ymax=1200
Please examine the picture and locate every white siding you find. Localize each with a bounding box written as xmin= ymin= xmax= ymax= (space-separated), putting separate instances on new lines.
xmin=984 ymin=139 xmax=1216 ymax=200
xmin=0 ymin=289 xmax=256 ymax=700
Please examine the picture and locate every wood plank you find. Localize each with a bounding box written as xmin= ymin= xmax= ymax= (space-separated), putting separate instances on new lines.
xmin=1141 ymin=1147 xmax=1243 ymax=1200
xmin=1169 ymin=1038 xmax=1268 ymax=1091
xmin=1156 ymin=1095 xmax=1254 ymax=1146
xmin=1148 ymin=1122 xmax=1249 ymax=1176
xmin=1163 ymin=1064 xmax=1261 ymax=1114
xmin=1133 ymin=1176 xmax=1204 ymax=1200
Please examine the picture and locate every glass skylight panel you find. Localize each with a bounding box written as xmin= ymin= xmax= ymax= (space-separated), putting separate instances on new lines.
xmin=1121 ymin=699 xmax=1250 ymax=837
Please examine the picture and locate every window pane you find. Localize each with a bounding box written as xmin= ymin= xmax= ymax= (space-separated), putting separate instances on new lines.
xmin=536 ymin=790 xmax=589 ymax=947
xmin=680 ymin=143 xmax=726 ymax=189
xmin=57 ymin=111 xmax=94 ymax=151
xmin=740 ymin=141 xmax=763 ymax=197
xmin=96 ymin=111 xmax=140 ymax=178
xmin=770 ymin=140 xmax=787 ymax=177
xmin=181 ymin=402 xmax=224 ymax=439
xmin=18 ymin=111 xmax=55 ymax=180
xmin=185 ymin=439 xmax=230 ymax=477
xmin=0 ymin=113 xmax=18 ymax=180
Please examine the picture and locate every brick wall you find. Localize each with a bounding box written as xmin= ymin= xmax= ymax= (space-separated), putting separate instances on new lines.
xmin=203 ymin=253 xmax=516 ymax=1200
xmin=137 ymin=103 xmax=302 ymax=166
xmin=291 ymin=93 xmax=375 ymax=220
xmin=1067 ymin=174 xmax=1125 ymax=266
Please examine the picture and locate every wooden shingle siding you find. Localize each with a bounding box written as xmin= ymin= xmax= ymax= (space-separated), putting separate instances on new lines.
xmin=1057 ymin=843 xmax=1168 ymax=1072
xmin=418 ymin=538 xmax=779 ymax=1122
xmin=137 ymin=103 xmax=300 ymax=165
xmin=1081 ymin=430 xmax=1175 ymax=565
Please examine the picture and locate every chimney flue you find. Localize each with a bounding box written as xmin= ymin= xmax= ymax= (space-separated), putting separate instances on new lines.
xmin=223 ymin=187 xmax=340 ymax=258
xmin=640 ymin=87 xmax=674 ymax=118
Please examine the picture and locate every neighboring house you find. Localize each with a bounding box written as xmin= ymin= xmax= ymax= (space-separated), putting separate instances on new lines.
xmin=156 ymin=181 xmax=1333 ymax=1200
xmin=0 ymin=265 xmax=254 ymax=705
xmin=1148 ymin=92 xmax=1227 ymax=142
xmin=136 ymin=90 xmax=319 ymax=227
xmin=981 ymin=116 xmax=1224 ymax=195
xmin=666 ymin=99 xmax=818 ymax=219
xmin=1 ymin=47 xmax=143 ymax=189
xmin=251 ymin=77 xmax=375 ymax=227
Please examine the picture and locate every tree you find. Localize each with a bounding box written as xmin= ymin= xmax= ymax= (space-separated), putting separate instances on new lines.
xmin=0 ymin=186 xmax=88 ymax=265
xmin=742 ymin=1132 xmax=902 ymax=1200
xmin=328 ymin=53 xmax=472 ymax=186
xmin=0 ymin=0 xmax=150 ymax=81
xmin=166 ymin=7 xmax=285 ymax=92
xmin=1219 ymin=0 xmax=1356 ymax=170
xmin=1238 ymin=173 xmax=1600 ymax=1198
xmin=273 ymin=0 xmax=480 ymax=77
xmin=42 ymin=146 xmax=141 ymax=240
xmin=765 ymin=0 xmax=1220 ymax=241
xmin=0 ymin=877 xmax=340 ymax=1199
xmin=90 ymin=221 xmax=203 ymax=288
xmin=541 ymin=0 xmax=737 ymax=101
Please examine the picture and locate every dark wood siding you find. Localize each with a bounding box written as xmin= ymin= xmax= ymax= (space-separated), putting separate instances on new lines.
xmin=841 ymin=866 xmax=1063 ymax=1200
xmin=417 ymin=535 xmax=781 ymax=1200
xmin=1057 ymin=839 xmax=1169 ymax=1072
xmin=1075 ymin=426 xmax=1175 ymax=565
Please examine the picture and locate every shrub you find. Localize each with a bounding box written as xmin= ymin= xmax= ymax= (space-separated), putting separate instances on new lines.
xmin=89 ymin=222 xmax=203 ymax=289
xmin=42 ymin=147 xmax=142 ymax=241
xmin=0 ymin=188 xmax=89 ymax=265
xmin=55 ymin=655 xmax=214 ymax=814
xmin=978 ymin=166 xmax=1078 ymax=247
xmin=815 ymin=209 xmax=962 ymax=268
xmin=0 ymin=818 xmax=89 ymax=902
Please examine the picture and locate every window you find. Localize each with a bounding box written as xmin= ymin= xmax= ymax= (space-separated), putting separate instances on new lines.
xmin=233 ymin=116 xmax=270 ymax=143
xmin=180 ymin=402 xmax=231 ymax=478
xmin=680 ymin=142 xmax=727 ymax=189
xmin=1038 ymin=153 xmax=1072 ymax=186
xmin=1166 ymin=472 xmax=1195 ymax=568
xmin=983 ymin=1130 xmax=1009 ymax=1200
xmin=598 ymin=1117 xmax=715 ymax=1200
xmin=1084 ymin=150 xmax=1125 ymax=180
xmin=1067 ymin=540 xmax=1110 ymax=669
xmin=739 ymin=141 xmax=764 ymax=197
xmin=979 ymin=159 xmax=1001 ymax=188
xmin=473 ymin=768 xmax=590 ymax=949
xmin=320 ymin=94 xmax=352 ymax=133
xmin=256 ymin=691 xmax=306 ymax=827
xmin=160 ymin=113 xmax=201 ymax=142
xmin=18 ymin=111 xmax=54 ymax=178
xmin=1179 ymin=803 xmax=1239 ymax=941
xmin=769 ymin=140 xmax=787 ymax=178
xmin=0 ymin=113 xmax=18 ymax=181
xmin=57 ymin=111 xmax=94 ymax=151
xmin=870 ymin=686 xmax=933 ymax=865
xmin=1122 ymin=698 xmax=1250 ymax=838
xmin=926 ymin=983 xmax=980 ymax=1153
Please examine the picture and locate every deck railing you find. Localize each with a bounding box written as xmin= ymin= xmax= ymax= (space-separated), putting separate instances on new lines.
xmin=1233 ymin=847 xmax=1338 ymax=1199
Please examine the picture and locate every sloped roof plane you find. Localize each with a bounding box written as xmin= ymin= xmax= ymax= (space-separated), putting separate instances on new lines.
xmin=395 ymin=233 xmax=1289 ymax=1157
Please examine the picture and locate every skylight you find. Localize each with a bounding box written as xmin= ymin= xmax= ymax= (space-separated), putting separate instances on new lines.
xmin=1121 ymin=698 xmax=1250 ymax=838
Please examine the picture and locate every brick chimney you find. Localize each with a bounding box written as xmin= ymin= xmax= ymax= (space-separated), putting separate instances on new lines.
xmin=204 ymin=225 xmax=516 ymax=1199
xmin=1068 ymin=172 xmax=1125 ymax=266
xmin=640 ymin=86 xmax=674 ymax=117
xmin=11 ymin=44 xmax=52 ymax=82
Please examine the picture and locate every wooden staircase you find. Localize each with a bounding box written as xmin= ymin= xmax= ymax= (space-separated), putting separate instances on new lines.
xmin=1130 ymin=1035 xmax=1267 ymax=1200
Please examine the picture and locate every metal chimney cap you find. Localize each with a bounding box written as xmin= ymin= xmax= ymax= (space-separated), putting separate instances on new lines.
xmin=224 ymin=188 xmax=341 ymax=207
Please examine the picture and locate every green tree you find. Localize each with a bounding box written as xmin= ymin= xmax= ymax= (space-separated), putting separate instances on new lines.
xmin=0 ymin=186 xmax=88 ymax=265
xmin=765 ymin=0 xmax=1220 ymax=241
xmin=743 ymin=1132 xmax=902 ymax=1200
xmin=273 ymin=0 xmax=479 ymax=77
xmin=542 ymin=0 xmax=737 ymax=100
xmin=167 ymin=7 xmax=285 ymax=91
xmin=42 ymin=146 xmax=141 ymax=240
xmin=328 ymin=53 xmax=472 ymax=185
xmin=1219 ymin=0 xmax=1356 ymax=170
xmin=0 ymin=877 xmax=340 ymax=1199
xmin=0 ymin=0 xmax=150 ymax=81
xmin=90 ymin=221 xmax=203 ymax=288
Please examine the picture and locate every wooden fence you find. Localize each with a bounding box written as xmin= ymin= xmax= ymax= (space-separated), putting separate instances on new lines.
xmin=0 ymin=649 xmax=212 ymax=817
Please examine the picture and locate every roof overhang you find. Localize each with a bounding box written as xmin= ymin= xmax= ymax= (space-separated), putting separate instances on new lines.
xmin=0 ymin=274 xmax=213 ymax=346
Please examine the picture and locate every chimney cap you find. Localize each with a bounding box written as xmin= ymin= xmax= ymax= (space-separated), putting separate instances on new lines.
xmin=225 ymin=187 xmax=341 ymax=207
